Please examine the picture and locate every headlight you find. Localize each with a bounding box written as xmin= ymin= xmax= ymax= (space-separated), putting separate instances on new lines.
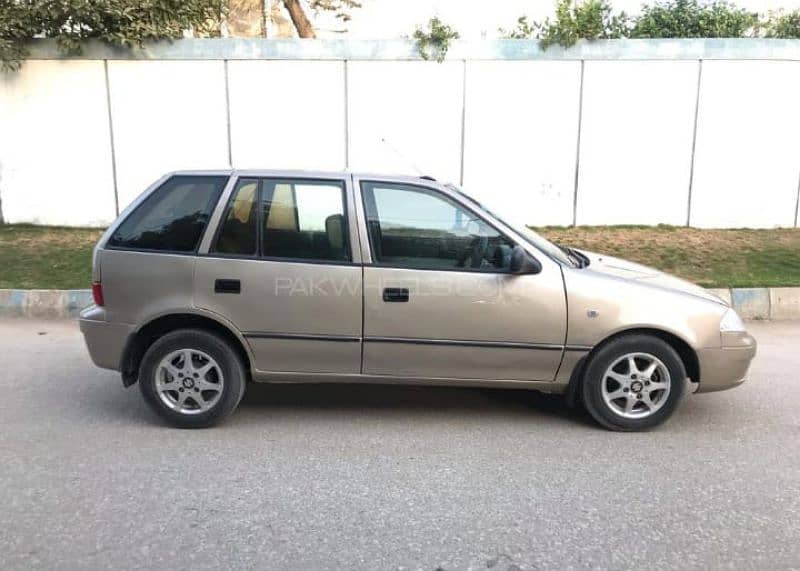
xmin=720 ymin=308 xmax=746 ymax=332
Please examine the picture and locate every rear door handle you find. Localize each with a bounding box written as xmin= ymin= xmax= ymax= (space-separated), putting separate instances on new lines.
xmin=214 ymin=279 xmax=241 ymax=294
xmin=383 ymin=287 xmax=409 ymax=302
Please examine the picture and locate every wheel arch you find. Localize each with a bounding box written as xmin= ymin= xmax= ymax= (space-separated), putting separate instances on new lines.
xmin=565 ymin=327 xmax=700 ymax=407
xmin=119 ymin=311 xmax=253 ymax=387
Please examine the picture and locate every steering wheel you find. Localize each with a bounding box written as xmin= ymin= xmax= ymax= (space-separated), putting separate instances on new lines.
xmin=466 ymin=235 xmax=490 ymax=268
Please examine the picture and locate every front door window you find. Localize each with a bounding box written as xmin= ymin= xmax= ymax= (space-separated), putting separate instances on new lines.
xmin=361 ymin=182 xmax=514 ymax=271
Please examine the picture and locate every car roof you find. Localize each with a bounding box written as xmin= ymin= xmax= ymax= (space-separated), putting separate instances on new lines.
xmin=168 ymin=169 xmax=442 ymax=185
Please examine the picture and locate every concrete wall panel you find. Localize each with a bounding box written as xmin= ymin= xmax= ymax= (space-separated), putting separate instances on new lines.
xmin=462 ymin=61 xmax=581 ymax=227
xmin=228 ymin=60 xmax=346 ymax=171
xmin=576 ymin=60 xmax=699 ymax=226
xmin=347 ymin=61 xmax=463 ymax=182
xmin=0 ymin=60 xmax=115 ymax=226
xmin=690 ymin=60 xmax=800 ymax=228
xmin=107 ymin=60 xmax=229 ymax=210
xmin=1 ymin=41 xmax=798 ymax=230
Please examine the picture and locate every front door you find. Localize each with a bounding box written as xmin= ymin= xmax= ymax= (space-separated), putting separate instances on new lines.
xmin=194 ymin=175 xmax=363 ymax=374
xmin=356 ymin=178 xmax=567 ymax=381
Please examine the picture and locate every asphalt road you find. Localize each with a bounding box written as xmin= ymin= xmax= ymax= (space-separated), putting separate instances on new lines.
xmin=1 ymin=319 xmax=798 ymax=570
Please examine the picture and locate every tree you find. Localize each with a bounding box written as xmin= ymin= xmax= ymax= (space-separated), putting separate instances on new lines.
xmin=502 ymin=0 xmax=766 ymax=48
xmin=1 ymin=0 xmax=225 ymax=71
xmin=0 ymin=0 xmax=36 ymax=68
xmin=630 ymin=0 xmax=758 ymax=38
xmin=516 ymin=0 xmax=629 ymax=49
xmin=282 ymin=0 xmax=315 ymax=37
xmin=762 ymin=9 xmax=800 ymax=38
xmin=280 ymin=0 xmax=362 ymax=38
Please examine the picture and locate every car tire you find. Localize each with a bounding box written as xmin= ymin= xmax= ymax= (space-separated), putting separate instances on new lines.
xmin=580 ymin=334 xmax=686 ymax=431
xmin=139 ymin=329 xmax=247 ymax=428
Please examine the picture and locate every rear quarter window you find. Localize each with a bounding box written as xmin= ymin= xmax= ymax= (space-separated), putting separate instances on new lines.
xmin=108 ymin=175 xmax=228 ymax=253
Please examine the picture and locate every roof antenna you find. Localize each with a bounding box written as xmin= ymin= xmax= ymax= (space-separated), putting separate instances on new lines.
xmin=379 ymin=137 xmax=432 ymax=179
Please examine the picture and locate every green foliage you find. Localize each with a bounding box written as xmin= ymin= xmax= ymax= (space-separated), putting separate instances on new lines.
xmin=630 ymin=0 xmax=758 ymax=38
xmin=413 ymin=16 xmax=459 ymax=63
xmin=499 ymin=16 xmax=537 ymax=39
xmin=762 ymin=9 xmax=800 ymax=38
xmin=502 ymin=0 xmax=783 ymax=49
xmin=0 ymin=224 xmax=103 ymax=289
xmin=0 ymin=0 xmax=225 ymax=71
xmin=310 ymin=0 xmax=362 ymax=22
xmin=504 ymin=0 xmax=629 ymax=48
xmin=0 ymin=0 xmax=34 ymax=70
xmin=537 ymin=0 xmax=630 ymax=48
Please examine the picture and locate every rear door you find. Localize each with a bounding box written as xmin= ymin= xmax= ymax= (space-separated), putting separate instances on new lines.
xmin=194 ymin=173 xmax=363 ymax=374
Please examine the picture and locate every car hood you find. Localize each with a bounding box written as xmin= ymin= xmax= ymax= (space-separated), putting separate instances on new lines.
xmin=576 ymin=249 xmax=728 ymax=306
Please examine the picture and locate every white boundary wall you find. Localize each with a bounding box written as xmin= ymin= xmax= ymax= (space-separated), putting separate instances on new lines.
xmin=0 ymin=38 xmax=798 ymax=228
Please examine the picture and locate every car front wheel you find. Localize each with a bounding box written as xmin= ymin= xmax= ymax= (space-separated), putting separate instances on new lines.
xmin=139 ymin=329 xmax=246 ymax=428
xmin=581 ymin=334 xmax=687 ymax=431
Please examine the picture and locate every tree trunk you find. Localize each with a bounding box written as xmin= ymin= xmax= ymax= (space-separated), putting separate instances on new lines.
xmin=282 ymin=0 xmax=316 ymax=38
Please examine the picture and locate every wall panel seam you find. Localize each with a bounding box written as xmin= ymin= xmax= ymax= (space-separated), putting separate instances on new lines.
xmin=572 ymin=60 xmax=585 ymax=227
xmin=103 ymin=59 xmax=120 ymax=216
xmin=344 ymin=59 xmax=350 ymax=169
xmin=223 ymin=59 xmax=233 ymax=168
xmin=686 ymin=59 xmax=703 ymax=227
xmin=794 ymin=169 xmax=800 ymax=228
xmin=459 ymin=59 xmax=467 ymax=186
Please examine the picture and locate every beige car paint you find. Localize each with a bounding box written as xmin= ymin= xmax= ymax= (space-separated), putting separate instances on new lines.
xmin=98 ymin=249 xmax=196 ymax=326
xmin=193 ymin=257 xmax=363 ymax=374
xmin=79 ymin=169 xmax=756 ymax=398
xmin=361 ymin=266 xmax=567 ymax=380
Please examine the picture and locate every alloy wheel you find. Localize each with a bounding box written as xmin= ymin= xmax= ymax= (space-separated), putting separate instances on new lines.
xmin=600 ymin=352 xmax=671 ymax=419
xmin=154 ymin=349 xmax=224 ymax=415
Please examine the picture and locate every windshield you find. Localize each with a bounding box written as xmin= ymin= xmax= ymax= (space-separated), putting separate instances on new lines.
xmin=445 ymin=184 xmax=578 ymax=267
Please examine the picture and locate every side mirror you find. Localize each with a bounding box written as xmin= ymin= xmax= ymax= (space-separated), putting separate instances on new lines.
xmin=509 ymin=245 xmax=542 ymax=275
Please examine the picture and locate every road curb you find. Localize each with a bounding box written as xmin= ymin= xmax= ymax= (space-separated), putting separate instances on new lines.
xmin=1 ymin=287 xmax=798 ymax=320
xmin=0 ymin=289 xmax=93 ymax=319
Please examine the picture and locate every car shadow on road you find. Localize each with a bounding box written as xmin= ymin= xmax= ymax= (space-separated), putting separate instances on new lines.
xmin=79 ymin=371 xmax=595 ymax=429
xmin=235 ymin=382 xmax=597 ymax=428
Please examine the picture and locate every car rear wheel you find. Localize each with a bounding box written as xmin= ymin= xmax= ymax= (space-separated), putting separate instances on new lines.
xmin=580 ymin=334 xmax=686 ymax=431
xmin=139 ymin=329 xmax=246 ymax=428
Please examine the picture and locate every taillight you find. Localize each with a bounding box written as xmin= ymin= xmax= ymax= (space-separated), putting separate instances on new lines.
xmin=92 ymin=281 xmax=105 ymax=306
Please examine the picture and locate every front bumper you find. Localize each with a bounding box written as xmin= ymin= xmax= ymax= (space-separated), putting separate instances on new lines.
xmin=78 ymin=306 xmax=133 ymax=372
xmin=695 ymin=332 xmax=757 ymax=393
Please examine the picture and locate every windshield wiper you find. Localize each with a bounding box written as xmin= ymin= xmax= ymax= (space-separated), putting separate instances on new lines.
xmin=572 ymin=248 xmax=590 ymax=268
xmin=559 ymin=245 xmax=589 ymax=268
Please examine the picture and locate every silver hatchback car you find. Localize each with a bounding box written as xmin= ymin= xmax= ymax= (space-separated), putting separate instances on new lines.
xmin=80 ymin=170 xmax=756 ymax=430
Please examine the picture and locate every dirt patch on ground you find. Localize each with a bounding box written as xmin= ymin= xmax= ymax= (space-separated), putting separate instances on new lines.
xmin=538 ymin=226 xmax=800 ymax=288
xmin=1 ymin=224 xmax=799 ymax=289
xmin=0 ymin=225 xmax=104 ymax=289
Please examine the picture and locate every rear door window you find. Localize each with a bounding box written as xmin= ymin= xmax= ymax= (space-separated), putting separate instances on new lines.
xmin=108 ymin=175 xmax=227 ymax=253
xmin=213 ymin=178 xmax=259 ymax=256
xmin=261 ymin=179 xmax=350 ymax=262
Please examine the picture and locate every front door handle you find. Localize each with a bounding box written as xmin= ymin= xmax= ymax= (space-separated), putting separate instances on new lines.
xmin=215 ymin=279 xmax=241 ymax=294
xmin=383 ymin=287 xmax=409 ymax=302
